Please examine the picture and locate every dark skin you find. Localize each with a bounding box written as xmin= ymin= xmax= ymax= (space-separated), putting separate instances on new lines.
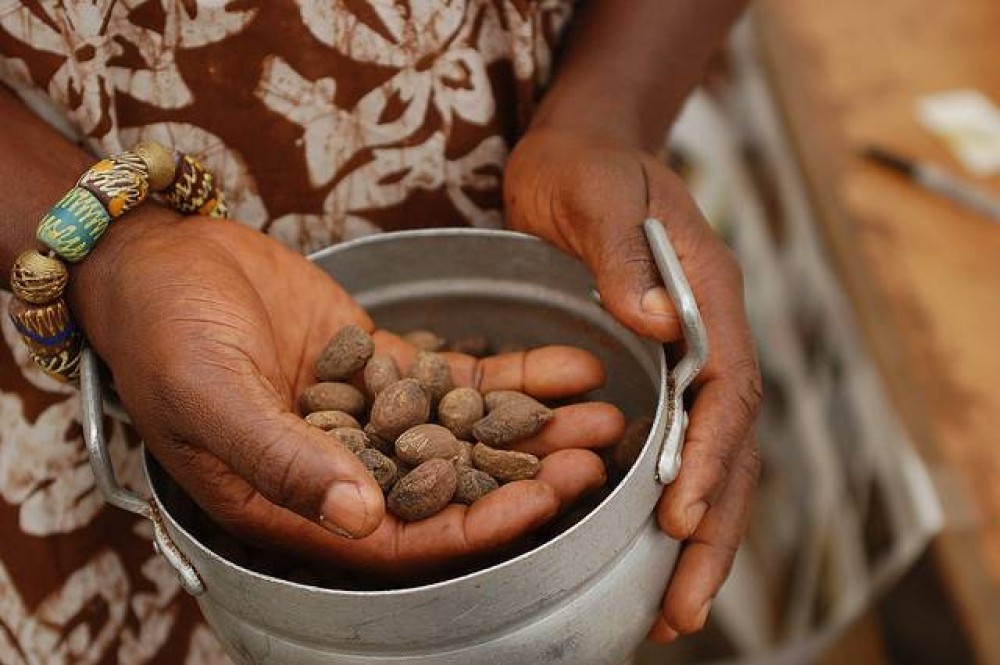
xmin=0 ymin=0 xmax=758 ymax=642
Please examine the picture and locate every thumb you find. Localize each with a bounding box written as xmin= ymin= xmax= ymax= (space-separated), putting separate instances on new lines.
xmin=151 ymin=367 xmax=385 ymax=539
xmin=578 ymin=162 xmax=683 ymax=343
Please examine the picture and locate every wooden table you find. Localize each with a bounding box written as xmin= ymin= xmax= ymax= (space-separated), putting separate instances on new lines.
xmin=755 ymin=0 xmax=1000 ymax=661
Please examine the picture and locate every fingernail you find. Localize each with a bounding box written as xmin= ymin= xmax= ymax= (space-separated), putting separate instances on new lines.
xmin=320 ymin=482 xmax=370 ymax=538
xmin=641 ymin=287 xmax=672 ymax=316
xmin=696 ymin=600 xmax=712 ymax=629
xmin=660 ymin=625 xmax=679 ymax=643
xmin=685 ymin=501 xmax=708 ymax=537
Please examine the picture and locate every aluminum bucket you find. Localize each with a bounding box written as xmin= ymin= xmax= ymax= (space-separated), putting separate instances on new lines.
xmin=80 ymin=221 xmax=707 ymax=664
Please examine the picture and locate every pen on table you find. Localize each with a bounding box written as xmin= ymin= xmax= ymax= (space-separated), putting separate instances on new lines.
xmin=862 ymin=145 xmax=1000 ymax=223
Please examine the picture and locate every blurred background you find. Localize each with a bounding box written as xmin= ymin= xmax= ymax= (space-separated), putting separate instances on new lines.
xmin=635 ymin=2 xmax=1000 ymax=663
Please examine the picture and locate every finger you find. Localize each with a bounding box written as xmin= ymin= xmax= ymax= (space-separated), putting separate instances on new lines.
xmin=149 ymin=357 xmax=385 ymax=538
xmin=508 ymin=403 xmax=624 ymax=456
xmin=562 ymin=156 xmax=684 ymax=343
xmin=652 ymin=440 xmax=758 ymax=639
xmin=373 ymin=331 xmax=606 ymax=399
xmin=532 ymin=448 xmax=608 ymax=508
xmin=655 ymin=285 xmax=760 ymax=539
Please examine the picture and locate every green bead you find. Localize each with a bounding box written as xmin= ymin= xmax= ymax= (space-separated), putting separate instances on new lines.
xmin=36 ymin=187 xmax=112 ymax=263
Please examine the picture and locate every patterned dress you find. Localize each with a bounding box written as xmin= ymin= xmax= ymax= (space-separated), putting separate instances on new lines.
xmin=0 ymin=2 xmax=574 ymax=662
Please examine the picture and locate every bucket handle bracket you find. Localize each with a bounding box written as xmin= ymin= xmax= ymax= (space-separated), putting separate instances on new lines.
xmin=643 ymin=218 xmax=709 ymax=484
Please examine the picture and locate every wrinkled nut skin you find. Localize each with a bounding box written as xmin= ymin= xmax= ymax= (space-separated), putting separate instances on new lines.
xmin=454 ymin=440 xmax=474 ymax=467
xmin=454 ymin=466 xmax=499 ymax=505
xmin=364 ymin=423 xmax=395 ymax=456
xmin=328 ymin=428 xmax=369 ymax=455
xmin=395 ymin=424 xmax=462 ymax=466
xmin=299 ymin=382 xmax=366 ymax=416
xmin=450 ymin=334 xmax=491 ymax=357
xmin=472 ymin=397 xmax=553 ymax=447
xmin=472 ymin=443 xmax=540 ymax=482
xmin=408 ymin=351 xmax=454 ymax=406
xmin=613 ymin=417 xmax=654 ymax=474
xmin=483 ymin=390 xmax=537 ymax=413
xmin=369 ymin=378 xmax=430 ymax=441
xmin=357 ymin=448 xmax=398 ymax=493
xmin=387 ymin=459 xmax=457 ymax=522
xmin=403 ymin=330 xmax=447 ymax=352
xmin=364 ymin=355 xmax=401 ymax=398
xmin=304 ymin=410 xmax=361 ymax=431
xmin=315 ymin=324 xmax=374 ymax=381
xmin=437 ymin=387 xmax=484 ymax=440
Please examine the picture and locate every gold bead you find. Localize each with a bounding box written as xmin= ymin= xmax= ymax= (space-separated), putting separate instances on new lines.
xmin=11 ymin=250 xmax=69 ymax=304
xmin=134 ymin=140 xmax=178 ymax=192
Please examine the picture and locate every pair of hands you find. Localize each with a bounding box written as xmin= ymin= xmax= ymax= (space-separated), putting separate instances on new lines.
xmin=70 ymin=127 xmax=760 ymax=642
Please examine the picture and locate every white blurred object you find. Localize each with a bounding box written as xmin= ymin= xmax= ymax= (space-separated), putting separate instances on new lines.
xmin=917 ymin=89 xmax=1000 ymax=176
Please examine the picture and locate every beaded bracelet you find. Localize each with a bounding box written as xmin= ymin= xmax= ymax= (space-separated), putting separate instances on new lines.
xmin=7 ymin=141 xmax=228 ymax=382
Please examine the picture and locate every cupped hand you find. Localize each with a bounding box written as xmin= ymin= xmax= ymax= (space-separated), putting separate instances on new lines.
xmin=505 ymin=127 xmax=763 ymax=640
xmin=70 ymin=212 xmax=621 ymax=573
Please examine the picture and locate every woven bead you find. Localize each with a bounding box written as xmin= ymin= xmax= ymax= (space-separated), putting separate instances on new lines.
xmin=8 ymin=297 xmax=79 ymax=355
xmin=78 ymin=153 xmax=150 ymax=218
xmin=32 ymin=341 xmax=82 ymax=382
xmin=36 ymin=187 xmax=112 ymax=263
xmin=161 ymin=154 xmax=227 ymax=217
xmin=134 ymin=140 xmax=178 ymax=191
xmin=10 ymin=250 xmax=69 ymax=304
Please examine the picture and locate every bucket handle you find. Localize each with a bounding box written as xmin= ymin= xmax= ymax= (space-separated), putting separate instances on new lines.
xmin=643 ymin=218 xmax=709 ymax=484
xmin=79 ymin=347 xmax=206 ymax=596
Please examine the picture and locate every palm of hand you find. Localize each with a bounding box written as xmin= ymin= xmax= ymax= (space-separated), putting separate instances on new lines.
xmin=76 ymin=216 xmax=620 ymax=576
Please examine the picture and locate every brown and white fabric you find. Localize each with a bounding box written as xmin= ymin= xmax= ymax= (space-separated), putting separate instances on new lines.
xmin=0 ymin=1 xmax=574 ymax=661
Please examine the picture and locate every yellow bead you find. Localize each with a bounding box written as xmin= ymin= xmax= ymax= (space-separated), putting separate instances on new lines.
xmin=10 ymin=250 xmax=69 ymax=304
xmin=133 ymin=140 xmax=178 ymax=191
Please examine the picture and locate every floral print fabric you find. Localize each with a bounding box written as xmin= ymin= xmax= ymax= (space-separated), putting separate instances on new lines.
xmin=0 ymin=1 xmax=573 ymax=661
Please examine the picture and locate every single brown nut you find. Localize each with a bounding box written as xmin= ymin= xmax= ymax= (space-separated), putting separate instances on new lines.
xmin=328 ymin=428 xmax=369 ymax=455
xmin=453 ymin=465 xmax=499 ymax=505
xmin=315 ymin=324 xmax=374 ymax=381
xmin=483 ymin=390 xmax=537 ymax=413
xmin=454 ymin=440 xmax=474 ymax=467
xmin=402 ymin=330 xmax=447 ymax=352
xmin=304 ymin=410 xmax=361 ymax=431
xmin=299 ymin=382 xmax=366 ymax=416
xmin=408 ymin=351 xmax=453 ymax=405
xmin=395 ymin=424 xmax=462 ymax=466
xmin=472 ymin=443 xmax=540 ymax=482
xmin=450 ymin=334 xmax=491 ymax=357
xmin=364 ymin=355 xmax=401 ymax=398
xmin=472 ymin=397 xmax=553 ymax=447
xmin=357 ymin=448 xmax=398 ymax=493
xmin=363 ymin=423 xmax=395 ymax=456
xmin=369 ymin=379 xmax=430 ymax=440
xmin=387 ymin=459 xmax=457 ymax=522
xmin=613 ymin=417 xmax=654 ymax=473
xmin=437 ymin=388 xmax=484 ymax=440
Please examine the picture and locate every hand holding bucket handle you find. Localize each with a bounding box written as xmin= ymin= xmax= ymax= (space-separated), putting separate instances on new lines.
xmin=79 ymin=347 xmax=206 ymax=596
xmin=643 ymin=218 xmax=709 ymax=484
